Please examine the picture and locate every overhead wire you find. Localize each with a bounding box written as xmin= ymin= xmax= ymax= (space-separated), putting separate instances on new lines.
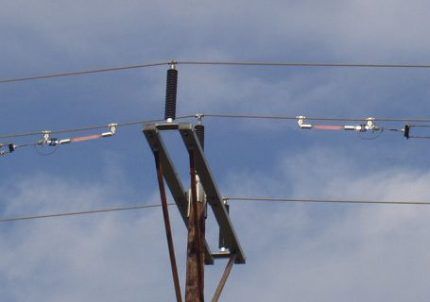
xmin=0 ymin=115 xmax=195 ymax=140
xmin=4 ymin=60 xmax=430 ymax=84
xmin=225 ymin=196 xmax=430 ymax=206
xmin=0 ymin=202 xmax=174 ymax=223
xmin=0 ymin=62 xmax=169 ymax=84
xmin=2 ymin=113 xmax=430 ymax=141
xmin=2 ymin=196 xmax=430 ymax=224
xmin=4 ymin=60 xmax=430 ymax=86
xmin=177 ymin=60 xmax=430 ymax=69
xmin=202 ymin=113 xmax=430 ymax=123
xmin=1 ymin=112 xmax=430 ymax=147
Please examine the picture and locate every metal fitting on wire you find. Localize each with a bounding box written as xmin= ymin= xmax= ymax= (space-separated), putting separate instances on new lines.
xmin=297 ymin=116 xmax=312 ymax=129
xmin=344 ymin=117 xmax=380 ymax=132
xmin=0 ymin=143 xmax=16 ymax=156
xmin=38 ymin=123 xmax=118 ymax=147
xmin=403 ymin=125 xmax=410 ymax=139
xmin=37 ymin=131 xmax=62 ymax=146
xmin=195 ymin=113 xmax=204 ymax=123
xmin=101 ymin=123 xmax=118 ymax=137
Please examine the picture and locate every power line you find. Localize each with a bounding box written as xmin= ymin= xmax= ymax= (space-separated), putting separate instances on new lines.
xmin=0 ymin=62 xmax=169 ymax=84
xmin=0 ymin=115 xmax=195 ymax=140
xmin=202 ymin=113 xmax=430 ymax=124
xmin=3 ymin=196 xmax=430 ymax=224
xmin=225 ymin=196 xmax=430 ymax=206
xmin=179 ymin=60 xmax=430 ymax=69
xmin=4 ymin=60 xmax=430 ymax=84
xmin=2 ymin=112 xmax=430 ymax=144
xmin=0 ymin=202 xmax=174 ymax=223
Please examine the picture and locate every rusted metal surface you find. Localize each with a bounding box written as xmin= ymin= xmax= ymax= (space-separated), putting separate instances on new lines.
xmin=155 ymin=151 xmax=183 ymax=302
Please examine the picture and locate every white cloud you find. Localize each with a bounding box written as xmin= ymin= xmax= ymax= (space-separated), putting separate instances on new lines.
xmin=1 ymin=1 xmax=430 ymax=301
xmin=221 ymin=147 xmax=430 ymax=301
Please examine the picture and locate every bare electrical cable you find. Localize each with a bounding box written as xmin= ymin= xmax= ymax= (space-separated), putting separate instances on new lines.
xmin=4 ymin=60 xmax=430 ymax=84
xmin=0 ymin=62 xmax=169 ymax=84
xmin=225 ymin=196 xmax=430 ymax=205
xmin=178 ymin=60 xmax=430 ymax=69
xmin=2 ymin=197 xmax=430 ymax=224
xmin=0 ymin=203 xmax=174 ymax=223
xmin=202 ymin=113 xmax=430 ymax=123
xmin=2 ymin=113 xmax=430 ymax=149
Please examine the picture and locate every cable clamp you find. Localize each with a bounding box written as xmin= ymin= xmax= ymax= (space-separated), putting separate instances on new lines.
xmin=403 ymin=124 xmax=410 ymax=139
xmin=344 ymin=117 xmax=380 ymax=132
xmin=195 ymin=113 xmax=205 ymax=124
xmin=38 ymin=131 xmax=56 ymax=145
xmin=0 ymin=143 xmax=17 ymax=157
xmin=364 ymin=117 xmax=379 ymax=131
xmin=101 ymin=123 xmax=118 ymax=137
xmin=169 ymin=60 xmax=177 ymax=70
xmin=296 ymin=116 xmax=312 ymax=129
xmin=0 ymin=144 xmax=6 ymax=156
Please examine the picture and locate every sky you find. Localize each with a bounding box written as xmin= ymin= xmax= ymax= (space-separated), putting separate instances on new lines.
xmin=1 ymin=1 xmax=430 ymax=301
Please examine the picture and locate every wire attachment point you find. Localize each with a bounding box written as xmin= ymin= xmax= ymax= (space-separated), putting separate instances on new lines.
xmin=195 ymin=113 xmax=205 ymax=124
xmin=364 ymin=117 xmax=379 ymax=131
xmin=0 ymin=143 xmax=15 ymax=156
xmin=344 ymin=117 xmax=380 ymax=132
xmin=297 ymin=116 xmax=312 ymax=129
xmin=101 ymin=123 xmax=118 ymax=137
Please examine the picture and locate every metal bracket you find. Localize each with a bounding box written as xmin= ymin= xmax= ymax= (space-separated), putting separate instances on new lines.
xmin=144 ymin=122 xmax=246 ymax=264
xmin=144 ymin=123 xmax=214 ymax=265
xmin=178 ymin=123 xmax=246 ymax=264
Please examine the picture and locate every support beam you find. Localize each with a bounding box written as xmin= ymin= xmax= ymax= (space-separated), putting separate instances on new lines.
xmin=144 ymin=124 xmax=214 ymax=265
xmin=155 ymin=152 xmax=183 ymax=302
xmin=211 ymin=254 xmax=236 ymax=302
xmin=179 ymin=124 xmax=246 ymax=264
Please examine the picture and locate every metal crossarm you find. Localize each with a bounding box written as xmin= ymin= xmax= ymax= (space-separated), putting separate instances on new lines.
xmin=144 ymin=123 xmax=246 ymax=264
xmin=144 ymin=123 xmax=214 ymax=265
xmin=178 ymin=124 xmax=246 ymax=264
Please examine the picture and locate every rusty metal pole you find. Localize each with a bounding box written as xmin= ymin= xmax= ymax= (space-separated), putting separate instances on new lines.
xmin=185 ymin=151 xmax=206 ymax=302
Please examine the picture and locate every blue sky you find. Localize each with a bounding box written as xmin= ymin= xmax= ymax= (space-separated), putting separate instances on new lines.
xmin=1 ymin=1 xmax=430 ymax=301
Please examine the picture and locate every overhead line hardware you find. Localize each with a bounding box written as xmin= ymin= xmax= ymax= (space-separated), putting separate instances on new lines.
xmin=0 ymin=116 xmax=197 ymax=140
xmin=0 ymin=143 xmax=17 ymax=156
xmin=2 ymin=113 xmax=430 ymax=157
xmin=145 ymin=64 xmax=244 ymax=302
xmin=203 ymin=113 xmax=430 ymax=123
xmin=297 ymin=116 xmax=381 ymax=133
xmin=401 ymin=124 xmax=430 ymax=139
xmin=37 ymin=123 xmax=118 ymax=147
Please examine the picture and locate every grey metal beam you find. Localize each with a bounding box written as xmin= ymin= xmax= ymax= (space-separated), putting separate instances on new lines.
xmin=144 ymin=124 xmax=214 ymax=265
xmin=178 ymin=124 xmax=246 ymax=264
